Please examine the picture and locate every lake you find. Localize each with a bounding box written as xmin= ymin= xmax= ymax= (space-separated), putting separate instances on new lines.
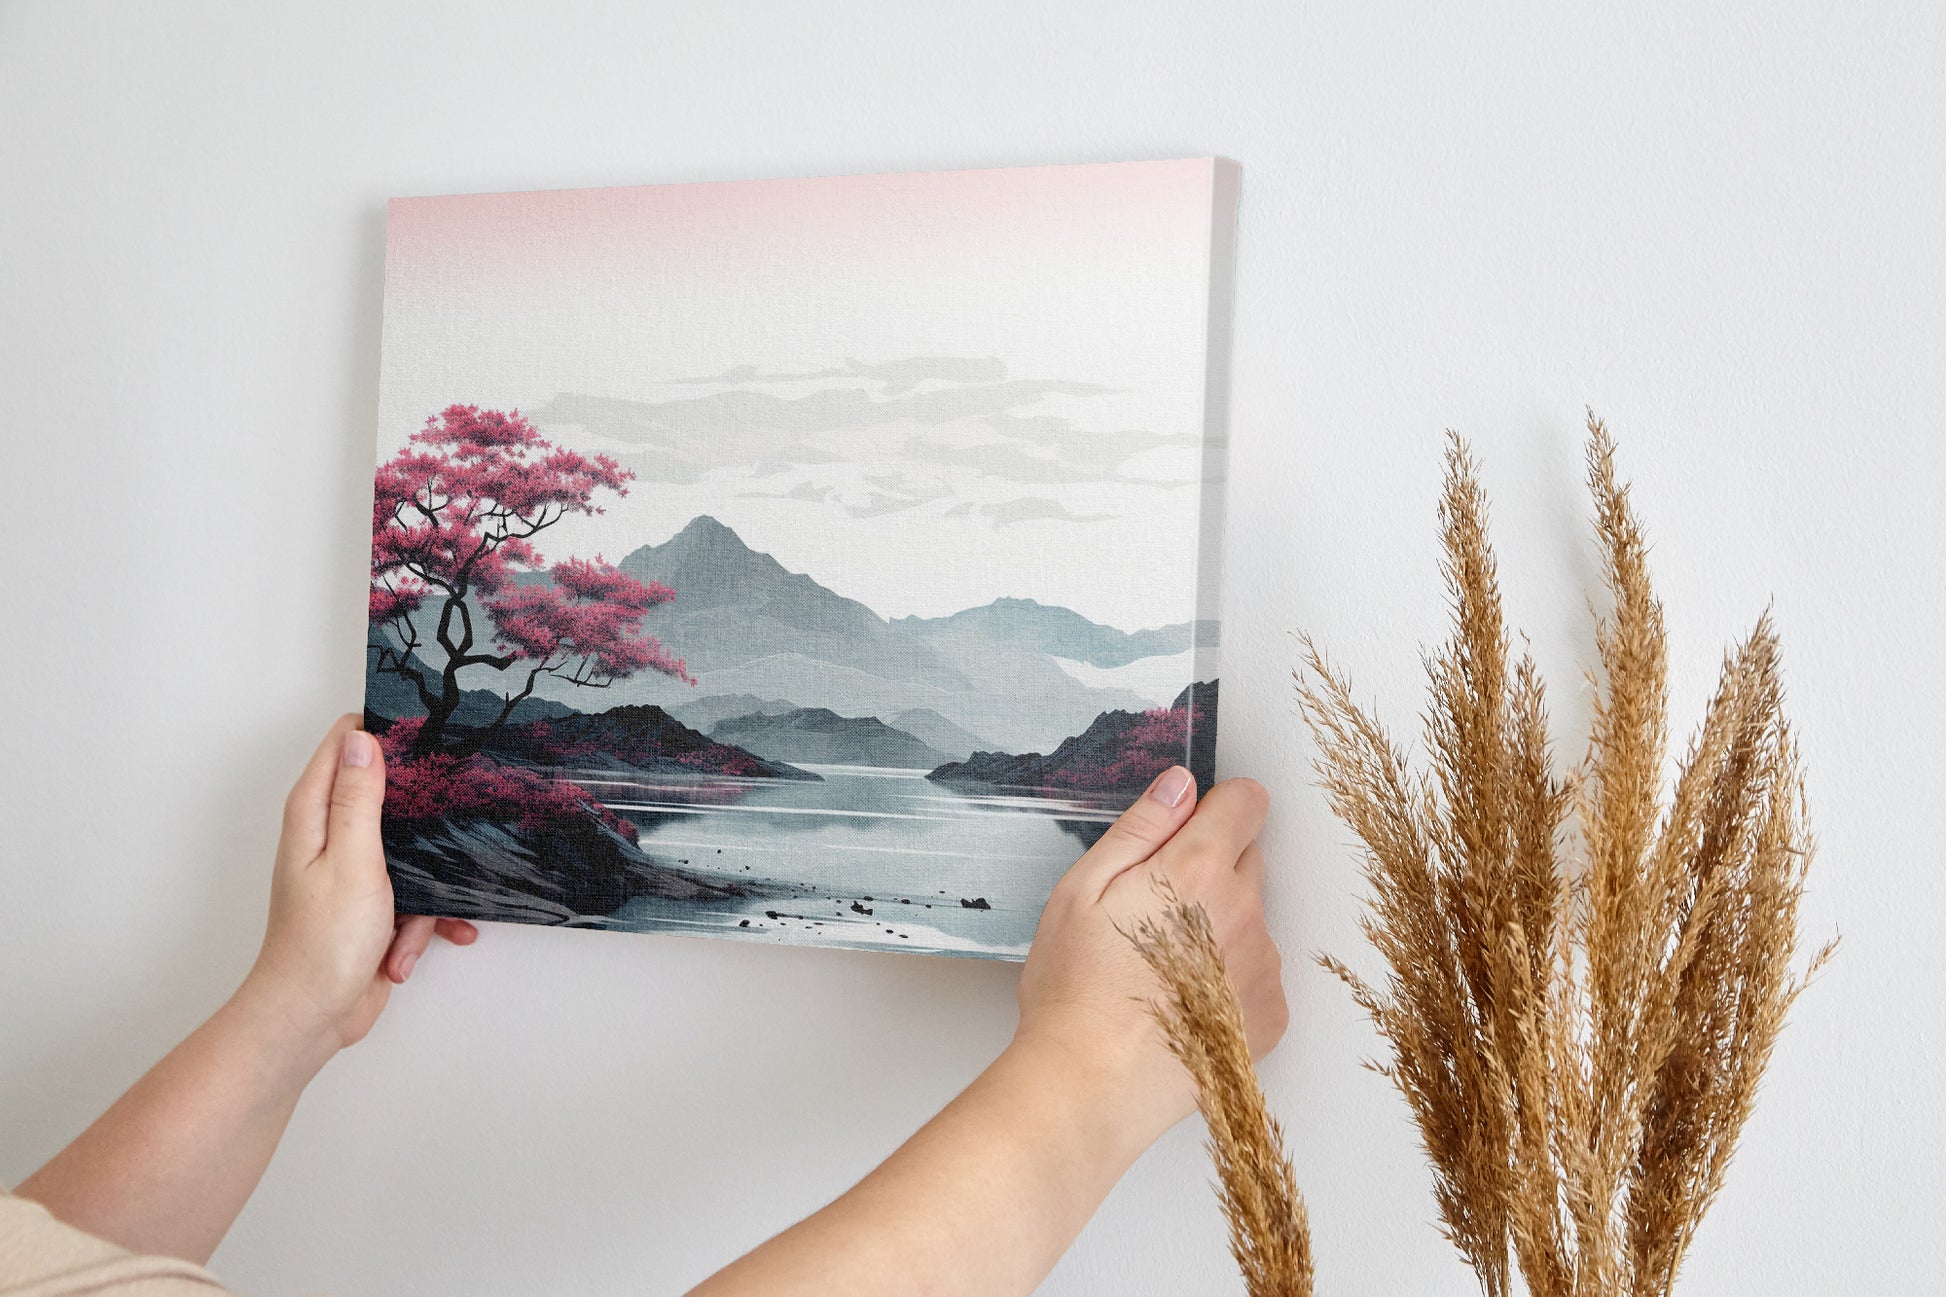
xmin=579 ymin=763 xmax=1130 ymax=959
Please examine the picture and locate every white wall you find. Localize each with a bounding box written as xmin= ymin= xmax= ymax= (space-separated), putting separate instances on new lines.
xmin=1 ymin=2 xmax=1938 ymax=1292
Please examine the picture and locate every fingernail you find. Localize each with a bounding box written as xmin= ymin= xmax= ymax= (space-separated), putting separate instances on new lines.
xmin=398 ymin=950 xmax=419 ymax=981
xmin=1148 ymin=766 xmax=1193 ymax=808
xmin=341 ymin=731 xmax=373 ymax=768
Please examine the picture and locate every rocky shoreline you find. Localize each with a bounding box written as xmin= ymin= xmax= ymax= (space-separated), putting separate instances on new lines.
xmin=926 ymin=680 xmax=1219 ymax=795
xmin=386 ymin=813 xmax=768 ymax=927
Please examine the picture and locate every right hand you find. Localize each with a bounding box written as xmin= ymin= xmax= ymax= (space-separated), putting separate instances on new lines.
xmin=1013 ymin=768 xmax=1287 ymax=1145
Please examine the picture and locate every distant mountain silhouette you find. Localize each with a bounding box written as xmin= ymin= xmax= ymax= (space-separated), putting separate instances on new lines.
xmin=475 ymin=703 xmax=818 ymax=782
xmin=513 ymin=515 xmax=1160 ymax=752
xmin=674 ymin=696 xmax=991 ymax=762
xmin=885 ymin=708 xmax=992 ymax=762
xmin=709 ymin=707 xmax=947 ymax=768
xmin=894 ymin=597 xmax=1217 ymax=667
xmin=928 ymin=680 xmax=1219 ymax=795
xmin=668 ymin=693 xmax=798 ymax=733
xmin=621 ymin=516 xmax=912 ymax=672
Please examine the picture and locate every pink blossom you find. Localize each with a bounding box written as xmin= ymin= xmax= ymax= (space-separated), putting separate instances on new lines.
xmin=368 ymin=404 xmax=693 ymax=754
xmin=1045 ymin=704 xmax=1204 ymax=792
xmin=486 ymin=558 xmax=690 ymax=684
xmin=379 ymin=718 xmax=639 ymax=844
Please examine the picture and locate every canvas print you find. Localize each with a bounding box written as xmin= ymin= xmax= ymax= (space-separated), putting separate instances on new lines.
xmin=364 ymin=159 xmax=1236 ymax=960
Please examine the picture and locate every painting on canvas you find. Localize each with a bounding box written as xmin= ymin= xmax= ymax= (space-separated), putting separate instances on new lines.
xmin=365 ymin=159 xmax=1236 ymax=959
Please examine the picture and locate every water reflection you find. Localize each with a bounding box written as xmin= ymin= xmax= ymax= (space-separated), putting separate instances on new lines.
xmin=590 ymin=764 xmax=1130 ymax=959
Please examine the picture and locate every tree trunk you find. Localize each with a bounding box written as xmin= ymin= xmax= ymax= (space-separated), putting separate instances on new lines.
xmin=412 ymin=592 xmax=475 ymax=755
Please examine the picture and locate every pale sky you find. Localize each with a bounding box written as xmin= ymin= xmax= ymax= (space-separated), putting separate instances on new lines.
xmin=374 ymin=160 xmax=1225 ymax=632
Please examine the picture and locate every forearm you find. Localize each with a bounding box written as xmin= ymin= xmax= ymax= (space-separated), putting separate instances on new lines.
xmin=691 ymin=1033 xmax=1171 ymax=1297
xmin=16 ymin=978 xmax=335 ymax=1264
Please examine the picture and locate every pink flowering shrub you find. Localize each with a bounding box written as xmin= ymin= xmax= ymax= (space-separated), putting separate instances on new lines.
xmin=1046 ymin=704 xmax=1203 ymax=792
xmin=672 ymin=747 xmax=766 ymax=776
xmin=379 ymin=718 xmax=638 ymax=844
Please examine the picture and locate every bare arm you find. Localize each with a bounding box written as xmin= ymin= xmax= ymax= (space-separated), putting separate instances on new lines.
xmin=15 ymin=716 xmax=476 ymax=1264
xmin=691 ymin=770 xmax=1286 ymax=1297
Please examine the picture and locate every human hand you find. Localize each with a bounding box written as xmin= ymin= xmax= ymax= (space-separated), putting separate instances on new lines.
xmin=237 ymin=714 xmax=476 ymax=1061
xmin=13 ymin=716 xmax=480 ymax=1261
xmin=1012 ymin=768 xmax=1285 ymax=1149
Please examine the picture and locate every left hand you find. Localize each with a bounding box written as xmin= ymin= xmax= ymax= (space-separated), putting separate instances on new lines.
xmin=12 ymin=715 xmax=479 ymax=1263
xmin=240 ymin=713 xmax=476 ymax=1056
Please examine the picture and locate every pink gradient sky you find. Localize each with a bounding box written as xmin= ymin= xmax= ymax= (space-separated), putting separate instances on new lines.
xmin=385 ymin=159 xmax=1216 ymax=293
xmin=372 ymin=159 xmax=1226 ymax=638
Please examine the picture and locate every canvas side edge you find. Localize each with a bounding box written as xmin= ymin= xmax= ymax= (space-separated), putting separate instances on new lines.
xmin=1191 ymin=160 xmax=1240 ymax=786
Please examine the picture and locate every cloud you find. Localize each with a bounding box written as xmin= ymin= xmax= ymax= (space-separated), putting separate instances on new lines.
xmin=524 ymin=357 xmax=1190 ymax=525
xmin=898 ymin=436 xmax=1097 ymax=485
xmin=673 ymin=356 xmax=1009 ymax=393
xmin=528 ymin=380 xmax=1114 ymax=450
xmin=738 ymin=470 xmax=954 ymax=520
xmin=748 ymin=443 xmax=846 ymax=476
xmin=843 ymin=492 xmax=929 ymax=519
xmin=837 ymin=472 xmax=955 ymax=519
xmin=900 ymin=432 xmax=1195 ymax=487
xmin=978 ymin=497 xmax=1115 ymax=527
xmin=985 ymin=411 xmax=1192 ymax=455
xmin=736 ymin=480 xmax=834 ymax=503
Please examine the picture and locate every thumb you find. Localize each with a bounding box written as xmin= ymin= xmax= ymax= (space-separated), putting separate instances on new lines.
xmin=1066 ymin=765 xmax=1198 ymax=900
xmin=324 ymin=728 xmax=387 ymax=857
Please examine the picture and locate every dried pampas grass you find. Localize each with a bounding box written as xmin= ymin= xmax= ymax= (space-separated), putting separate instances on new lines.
xmin=1294 ymin=412 xmax=1835 ymax=1297
xmin=1126 ymin=414 xmax=1826 ymax=1297
xmin=1128 ymin=889 xmax=1314 ymax=1297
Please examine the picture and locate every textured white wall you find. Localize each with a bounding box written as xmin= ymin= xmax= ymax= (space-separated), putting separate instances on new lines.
xmin=1 ymin=2 xmax=1938 ymax=1292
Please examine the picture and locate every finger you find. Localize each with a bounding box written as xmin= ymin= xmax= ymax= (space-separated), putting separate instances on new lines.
xmin=1067 ymin=765 xmax=1199 ymax=900
xmin=386 ymin=914 xmax=437 ymax=983
xmin=280 ymin=714 xmax=363 ymax=862
xmin=323 ymin=727 xmax=387 ymax=861
xmin=1235 ymin=840 xmax=1266 ymax=886
xmin=1222 ymin=844 xmax=1271 ymax=935
xmin=1153 ymin=778 xmax=1270 ymax=887
xmin=434 ymin=917 xmax=479 ymax=946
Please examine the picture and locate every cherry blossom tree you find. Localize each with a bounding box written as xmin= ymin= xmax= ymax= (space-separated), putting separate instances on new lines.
xmin=369 ymin=404 xmax=691 ymax=756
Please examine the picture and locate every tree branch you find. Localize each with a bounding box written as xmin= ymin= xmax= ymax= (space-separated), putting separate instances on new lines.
xmin=446 ymin=656 xmax=557 ymax=758
xmin=369 ymin=631 xmax=441 ymax=715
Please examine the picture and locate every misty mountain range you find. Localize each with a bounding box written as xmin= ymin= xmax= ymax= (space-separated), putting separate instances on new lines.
xmin=492 ymin=515 xmax=1210 ymax=752
xmin=708 ymin=707 xmax=948 ymax=768
xmin=666 ymin=694 xmax=991 ymax=762
xmin=892 ymin=598 xmax=1216 ymax=668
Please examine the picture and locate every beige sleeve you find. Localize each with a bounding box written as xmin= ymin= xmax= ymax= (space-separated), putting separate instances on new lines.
xmin=0 ymin=1190 xmax=232 ymax=1297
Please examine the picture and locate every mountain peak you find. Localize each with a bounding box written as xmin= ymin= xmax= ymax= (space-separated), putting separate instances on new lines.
xmin=670 ymin=514 xmax=748 ymax=548
xmin=618 ymin=515 xmax=769 ymax=590
xmin=617 ymin=515 xmax=891 ymax=638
